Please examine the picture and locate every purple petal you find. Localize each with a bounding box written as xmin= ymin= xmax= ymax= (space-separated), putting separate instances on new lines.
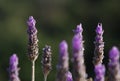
xmin=66 ymin=71 xmax=73 ymax=81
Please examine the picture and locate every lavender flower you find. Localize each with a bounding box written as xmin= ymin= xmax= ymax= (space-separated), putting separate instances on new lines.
xmin=108 ymin=46 xmax=120 ymax=81
xmin=66 ymin=71 xmax=73 ymax=81
xmin=56 ymin=40 xmax=69 ymax=81
xmin=93 ymin=23 xmax=104 ymax=65
xmin=72 ymin=24 xmax=87 ymax=81
xmin=41 ymin=45 xmax=52 ymax=81
xmin=94 ymin=64 xmax=105 ymax=81
xmin=27 ymin=16 xmax=39 ymax=61
xmin=8 ymin=54 xmax=20 ymax=81
xmin=27 ymin=16 xmax=39 ymax=81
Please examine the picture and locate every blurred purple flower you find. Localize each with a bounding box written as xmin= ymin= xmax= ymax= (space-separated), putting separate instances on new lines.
xmin=109 ymin=46 xmax=119 ymax=62
xmin=72 ymin=24 xmax=87 ymax=81
xmin=8 ymin=54 xmax=20 ymax=81
xmin=94 ymin=64 xmax=105 ymax=81
xmin=59 ymin=40 xmax=68 ymax=57
xmin=66 ymin=71 xmax=73 ymax=81
xmin=72 ymin=35 xmax=82 ymax=53
xmin=108 ymin=46 xmax=120 ymax=81
xmin=56 ymin=40 xmax=69 ymax=81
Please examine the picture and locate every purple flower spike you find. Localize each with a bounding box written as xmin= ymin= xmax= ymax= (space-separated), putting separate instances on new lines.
xmin=108 ymin=46 xmax=120 ymax=81
xmin=56 ymin=40 xmax=69 ymax=81
xmin=27 ymin=16 xmax=39 ymax=61
xmin=94 ymin=64 xmax=105 ymax=81
xmin=66 ymin=71 xmax=73 ymax=81
xmin=8 ymin=54 xmax=20 ymax=81
xmin=41 ymin=45 xmax=52 ymax=79
xmin=72 ymin=24 xmax=87 ymax=81
xmin=93 ymin=23 xmax=104 ymax=65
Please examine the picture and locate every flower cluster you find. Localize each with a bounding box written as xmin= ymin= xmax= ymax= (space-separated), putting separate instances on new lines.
xmin=93 ymin=23 xmax=104 ymax=65
xmin=72 ymin=24 xmax=87 ymax=81
xmin=6 ymin=16 xmax=120 ymax=81
xmin=94 ymin=64 xmax=105 ymax=81
xmin=27 ymin=16 xmax=39 ymax=62
xmin=56 ymin=40 xmax=69 ymax=81
xmin=108 ymin=46 xmax=120 ymax=81
xmin=8 ymin=54 xmax=20 ymax=81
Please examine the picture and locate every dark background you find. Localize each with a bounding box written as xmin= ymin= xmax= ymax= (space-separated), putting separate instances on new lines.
xmin=0 ymin=0 xmax=120 ymax=81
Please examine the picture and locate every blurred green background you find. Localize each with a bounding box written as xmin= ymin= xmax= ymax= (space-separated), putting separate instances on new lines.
xmin=0 ymin=0 xmax=120 ymax=81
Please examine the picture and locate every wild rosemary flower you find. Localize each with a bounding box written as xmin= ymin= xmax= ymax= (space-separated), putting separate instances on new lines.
xmin=93 ymin=23 xmax=104 ymax=65
xmin=94 ymin=64 xmax=105 ymax=81
xmin=27 ymin=16 xmax=39 ymax=61
xmin=8 ymin=54 xmax=20 ymax=81
xmin=72 ymin=24 xmax=87 ymax=81
xmin=108 ymin=46 xmax=120 ymax=81
xmin=56 ymin=40 xmax=69 ymax=81
xmin=41 ymin=45 xmax=52 ymax=81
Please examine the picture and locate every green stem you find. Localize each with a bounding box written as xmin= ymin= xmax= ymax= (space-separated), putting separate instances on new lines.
xmin=32 ymin=61 xmax=35 ymax=81
xmin=44 ymin=74 xmax=48 ymax=81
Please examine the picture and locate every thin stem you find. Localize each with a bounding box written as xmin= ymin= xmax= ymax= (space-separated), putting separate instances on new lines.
xmin=32 ymin=60 xmax=35 ymax=81
xmin=44 ymin=74 xmax=48 ymax=81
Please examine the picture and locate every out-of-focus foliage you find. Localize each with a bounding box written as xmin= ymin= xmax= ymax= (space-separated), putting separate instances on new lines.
xmin=0 ymin=0 xmax=120 ymax=81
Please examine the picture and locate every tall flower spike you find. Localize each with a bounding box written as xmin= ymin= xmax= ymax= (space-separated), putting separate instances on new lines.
xmin=94 ymin=64 xmax=105 ymax=81
xmin=42 ymin=45 xmax=52 ymax=81
xmin=27 ymin=16 xmax=39 ymax=81
xmin=93 ymin=23 xmax=104 ymax=65
xmin=108 ymin=46 xmax=120 ymax=81
xmin=72 ymin=24 xmax=87 ymax=81
xmin=27 ymin=16 xmax=39 ymax=61
xmin=56 ymin=40 xmax=69 ymax=81
xmin=8 ymin=54 xmax=20 ymax=81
